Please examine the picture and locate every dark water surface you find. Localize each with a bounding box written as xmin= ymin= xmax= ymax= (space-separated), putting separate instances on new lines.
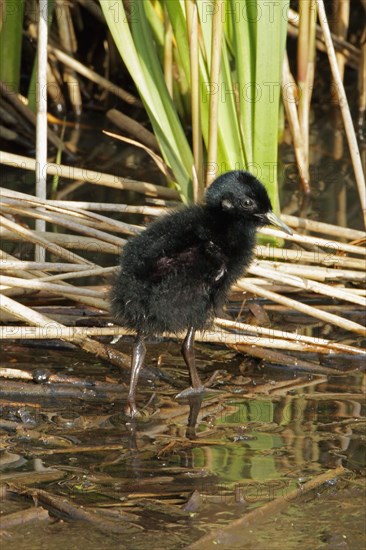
xmin=1 ymin=331 xmax=365 ymax=549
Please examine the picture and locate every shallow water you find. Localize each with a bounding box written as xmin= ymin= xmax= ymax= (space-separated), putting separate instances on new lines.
xmin=1 ymin=334 xmax=365 ymax=549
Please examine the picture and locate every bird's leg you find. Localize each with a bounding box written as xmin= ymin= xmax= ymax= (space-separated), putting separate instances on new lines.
xmin=181 ymin=326 xmax=204 ymax=390
xmin=186 ymin=395 xmax=203 ymax=439
xmin=177 ymin=326 xmax=222 ymax=400
xmin=127 ymin=334 xmax=146 ymax=417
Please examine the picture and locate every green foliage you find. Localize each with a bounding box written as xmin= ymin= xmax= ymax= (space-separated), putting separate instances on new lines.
xmin=0 ymin=0 xmax=25 ymax=92
xmin=102 ymin=0 xmax=289 ymax=206
xmin=100 ymin=0 xmax=194 ymax=200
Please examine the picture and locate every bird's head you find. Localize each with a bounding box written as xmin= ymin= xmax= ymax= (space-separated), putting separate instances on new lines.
xmin=205 ymin=170 xmax=292 ymax=235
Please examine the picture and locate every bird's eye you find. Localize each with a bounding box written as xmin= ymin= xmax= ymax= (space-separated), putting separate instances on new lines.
xmin=242 ymin=198 xmax=254 ymax=208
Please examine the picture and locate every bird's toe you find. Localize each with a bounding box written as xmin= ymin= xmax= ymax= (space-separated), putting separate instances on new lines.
xmin=175 ymin=386 xmax=206 ymax=399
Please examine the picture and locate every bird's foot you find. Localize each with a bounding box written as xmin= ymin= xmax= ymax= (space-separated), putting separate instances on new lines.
xmin=175 ymin=370 xmax=221 ymax=399
xmin=125 ymin=400 xmax=141 ymax=418
xmin=175 ymin=370 xmax=223 ymax=399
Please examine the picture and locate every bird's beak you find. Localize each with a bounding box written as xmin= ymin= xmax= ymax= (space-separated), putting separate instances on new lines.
xmin=261 ymin=211 xmax=293 ymax=235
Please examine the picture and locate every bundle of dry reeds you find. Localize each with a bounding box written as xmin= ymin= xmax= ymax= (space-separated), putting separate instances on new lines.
xmin=0 ymin=171 xmax=365 ymax=375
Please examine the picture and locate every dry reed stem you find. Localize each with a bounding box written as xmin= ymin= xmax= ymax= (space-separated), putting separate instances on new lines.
xmin=288 ymin=8 xmax=360 ymax=68
xmin=0 ymin=368 xmax=33 ymax=381
xmin=214 ymin=318 xmax=364 ymax=355
xmin=49 ymin=46 xmax=142 ymax=107
xmin=255 ymin=246 xmax=364 ymax=270
xmin=3 ymin=187 xmax=364 ymax=259
xmin=1 ymin=204 xmax=127 ymax=247
xmin=0 ymin=82 xmax=65 ymax=151
xmin=232 ymin=344 xmax=337 ymax=375
xmin=0 ymin=261 xmax=103 ymax=272
xmin=299 ymin=0 xmax=316 ymax=167
xmin=1 ymin=275 xmax=105 ymax=299
xmin=317 ymin=0 xmax=366 ymax=228
xmin=248 ymin=262 xmax=366 ymax=307
xmin=41 ymin=199 xmax=365 ymax=239
xmin=0 ymin=508 xmax=50 ymax=529
xmin=0 ymin=295 xmax=130 ymax=369
xmin=56 ymin=3 xmax=81 ymax=116
xmin=206 ymin=0 xmax=224 ymax=187
xmin=0 ymin=325 xmax=362 ymax=358
xmin=38 ymin=266 xmax=116 ymax=283
xmin=1 ymin=192 xmax=364 ymax=359
xmin=253 ymin=261 xmax=365 ymax=282
xmin=0 ymin=294 xmax=66 ymax=327
xmin=35 ymin=0 xmax=48 ymax=262
xmin=260 ymin=227 xmax=366 ymax=256
xmin=0 ymin=251 xmax=45 ymax=279
xmin=282 ymin=214 xmax=366 ymax=240
xmin=106 ymin=109 xmax=159 ymax=151
xmin=0 ymin=255 xmax=109 ymax=310
xmin=4 ymin=225 xmax=362 ymax=268
xmin=103 ymin=131 xmax=172 ymax=179
xmin=282 ymin=53 xmax=310 ymax=193
xmin=43 ymin=201 xmax=165 ymax=216
xmin=1 ymin=229 xmax=119 ymax=255
xmin=0 ymin=151 xmax=180 ymax=200
xmin=0 ymin=248 xmax=112 ymax=311
xmin=7 ymin=260 xmax=360 ymax=287
xmin=35 ymin=214 xmax=132 ymax=235
xmin=237 ymin=280 xmax=366 ymax=336
xmin=186 ymin=0 xmax=204 ymax=197
xmin=0 ymin=188 xmax=141 ymax=234
xmin=5 ymin=484 xmax=133 ymax=534
xmin=0 ymin=214 xmax=94 ymax=264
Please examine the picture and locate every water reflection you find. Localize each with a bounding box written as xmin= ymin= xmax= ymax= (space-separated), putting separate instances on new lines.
xmin=1 ymin=343 xmax=365 ymax=549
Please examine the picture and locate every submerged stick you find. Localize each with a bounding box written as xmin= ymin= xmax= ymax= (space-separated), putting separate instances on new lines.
xmin=232 ymin=344 xmax=341 ymax=375
xmin=0 ymin=507 xmax=49 ymax=529
xmin=187 ymin=466 xmax=347 ymax=548
xmin=5 ymin=484 xmax=136 ymax=534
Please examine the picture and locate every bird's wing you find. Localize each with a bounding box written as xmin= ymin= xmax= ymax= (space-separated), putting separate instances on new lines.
xmin=129 ymin=207 xmax=228 ymax=282
xmin=151 ymin=242 xmax=227 ymax=282
xmin=152 ymin=245 xmax=201 ymax=280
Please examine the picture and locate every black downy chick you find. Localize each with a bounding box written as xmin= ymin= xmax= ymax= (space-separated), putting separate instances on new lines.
xmin=111 ymin=170 xmax=292 ymax=416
